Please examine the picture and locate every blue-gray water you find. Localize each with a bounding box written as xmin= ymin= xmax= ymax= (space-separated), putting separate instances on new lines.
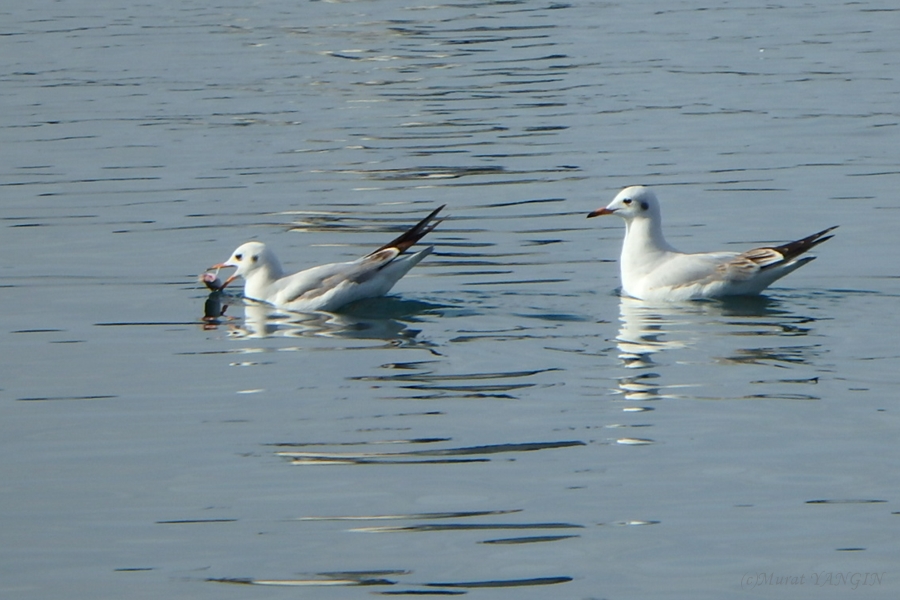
xmin=2 ymin=1 xmax=899 ymax=598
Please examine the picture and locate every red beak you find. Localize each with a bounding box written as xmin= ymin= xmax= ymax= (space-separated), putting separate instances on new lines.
xmin=209 ymin=263 xmax=238 ymax=288
xmin=586 ymin=207 xmax=615 ymax=218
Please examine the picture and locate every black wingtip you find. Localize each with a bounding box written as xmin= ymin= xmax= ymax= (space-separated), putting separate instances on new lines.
xmin=773 ymin=225 xmax=838 ymax=261
xmin=814 ymin=225 xmax=839 ymax=237
xmin=370 ymin=205 xmax=445 ymax=256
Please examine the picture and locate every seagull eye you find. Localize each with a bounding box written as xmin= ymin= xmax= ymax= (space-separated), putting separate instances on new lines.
xmin=622 ymin=198 xmax=633 ymax=205
xmin=234 ymin=253 xmax=243 ymax=261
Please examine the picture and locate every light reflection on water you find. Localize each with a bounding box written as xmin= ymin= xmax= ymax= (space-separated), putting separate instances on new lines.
xmin=3 ymin=0 xmax=900 ymax=598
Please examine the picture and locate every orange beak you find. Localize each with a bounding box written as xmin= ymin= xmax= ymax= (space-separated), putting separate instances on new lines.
xmin=586 ymin=207 xmax=615 ymax=218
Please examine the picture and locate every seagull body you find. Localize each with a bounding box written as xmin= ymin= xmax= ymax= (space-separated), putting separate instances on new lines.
xmin=587 ymin=186 xmax=836 ymax=301
xmin=211 ymin=206 xmax=444 ymax=312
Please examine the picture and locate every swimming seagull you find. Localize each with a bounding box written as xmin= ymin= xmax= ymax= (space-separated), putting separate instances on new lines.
xmin=209 ymin=206 xmax=444 ymax=312
xmin=587 ymin=186 xmax=836 ymax=301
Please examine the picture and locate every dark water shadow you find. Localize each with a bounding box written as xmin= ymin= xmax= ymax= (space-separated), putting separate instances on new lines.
xmin=350 ymin=366 xmax=561 ymax=400
xmin=201 ymin=293 xmax=445 ymax=342
xmin=209 ymin=573 xmax=572 ymax=590
xmin=709 ymin=294 xmax=782 ymax=316
xmin=276 ymin=440 xmax=585 ymax=465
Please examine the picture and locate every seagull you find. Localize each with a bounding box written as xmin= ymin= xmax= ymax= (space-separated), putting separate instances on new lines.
xmin=209 ymin=206 xmax=444 ymax=312
xmin=587 ymin=186 xmax=836 ymax=301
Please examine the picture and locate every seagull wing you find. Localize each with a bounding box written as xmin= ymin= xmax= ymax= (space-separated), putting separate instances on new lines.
xmin=275 ymin=206 xmax=445 ymax=307
xmin=713 ymin=248 xmax=782 ymax=282
xmin=657 ymin=226 xmax=838 ymax=298
xmin=715 ymin=225 xmax=839 ymax=283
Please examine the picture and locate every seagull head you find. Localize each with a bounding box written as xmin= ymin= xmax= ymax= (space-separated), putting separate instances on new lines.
xmin=587 ymin=185 xmax=661 ymax=221
xmin=209 ymin=241 xmax=280 ymax=288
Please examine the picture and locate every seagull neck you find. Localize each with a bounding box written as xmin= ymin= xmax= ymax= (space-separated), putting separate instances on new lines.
xmin=244 ymin=260 xmax=284 ymax=293
xmin=622 ymin=216 xmax=674 ymax=259
xmin=265 ymin=261 xmax=285 ymax=282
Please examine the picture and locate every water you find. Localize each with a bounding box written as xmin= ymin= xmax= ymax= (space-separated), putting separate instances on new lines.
xmin=2 ymin=1 xmax=899 ymax=598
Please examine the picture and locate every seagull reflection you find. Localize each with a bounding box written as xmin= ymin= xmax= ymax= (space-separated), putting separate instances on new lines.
xmin=615 ymin=297 xmax=689 ymax=368
xmin=616 ymin=295 xmax=782 ymax=368
xmin=201 ymin=292 xmax=440 ymax=343
xmin=238 ymin=304 xmax=422 ymax=341
xmin=613 ymin=294 xmax=817 ymax=403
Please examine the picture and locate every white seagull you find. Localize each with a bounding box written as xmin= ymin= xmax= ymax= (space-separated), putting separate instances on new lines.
xmin=210 ymin=206 xmax=444 ymax=312
xmin=587 ymin=186 xmax=836 ymax=301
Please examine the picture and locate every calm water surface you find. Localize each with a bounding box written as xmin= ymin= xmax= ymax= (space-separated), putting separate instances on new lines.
xmin=2 ymin=1 xmax=900 ymax=598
